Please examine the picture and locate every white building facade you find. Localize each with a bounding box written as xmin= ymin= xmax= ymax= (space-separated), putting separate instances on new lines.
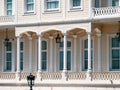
xmin=0 ymin=0 xmax=120 ymax=90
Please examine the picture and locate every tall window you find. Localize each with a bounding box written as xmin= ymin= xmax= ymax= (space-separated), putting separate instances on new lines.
xmin=110 ymin=37 xmax=120 ymax=70
xmin=112 ymin=0 xmax=119 ymax=6
xmin=59 ymin=41 xmax=71 ymax=70
xmin=6 ymin=0 xmax=12 ymax=16
xmin=83 ymin=39 xmax=93 ymax=70
xmin=5 ymin=42 xmax=12 ymax=71
xmin=71 ymin=0 xmax=81 ymax=9
xmin=95 ymin=0 xmax=99 ymax=8
xmin=41 ymin=40 xmax=47 ymax=71
xmin=25 ymin=0 xmax=34 ymax=13
xmin=20 ymin=42 xmax=24 ymax=71
xmin=46 ymin=0 xmax=59 ymax=10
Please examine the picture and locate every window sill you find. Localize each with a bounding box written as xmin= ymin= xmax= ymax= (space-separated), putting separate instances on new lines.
xmin=68 ymin=7 xmax=83 ymax=12
xmin=23 ymin=11 xmax=36 ymax=16
xmin=43 ymin=9 xmax=61 ymax=14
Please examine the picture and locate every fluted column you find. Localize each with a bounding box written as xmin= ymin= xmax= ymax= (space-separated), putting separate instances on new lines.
xmin=37 ymin=35 xmax=42 ymax=81
xmin=29 ymin=37 xmax=32 ymax=73
xmin=16 ymin=36 xmax=20 ymax=81
xmin=73 ymin=35 xmax=77 ymax=72
xmin=63 ymin=33 xmax=67 ymax=72
xmin=97 ymin=34 xmax=101 ymax=72
xmin=49 ymin=36 xmax=53 ymax=72
xmin=38 ymin=35 xmax=42 ymax=72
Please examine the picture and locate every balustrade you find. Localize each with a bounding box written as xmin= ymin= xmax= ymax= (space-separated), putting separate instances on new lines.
xmin=93 ymin=6 xmax=120 ymax=17
xmin=0 ymin=16 xmax=14 ymax=22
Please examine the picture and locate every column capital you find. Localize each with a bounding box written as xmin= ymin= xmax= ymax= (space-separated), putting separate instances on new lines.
xmin=97 ymin=33 xmax=101 ymax=37
xmin=49 ymin=36 xmax=53 ymax=39
xmin=28 ymin=36 xmax=32 ymax=40
xmin=73 ymin=35 xmax=77 ymax=39
xmin=62 ymin=32 xmax=67 ymax=36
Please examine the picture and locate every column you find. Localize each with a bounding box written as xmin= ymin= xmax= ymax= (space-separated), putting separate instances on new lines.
xmin=62 ymin=33 xmax=67 ymax=80
xmin=16 ymin=36 xmax=20 ymax=73
xmin=37 ymin=35 xmax=42 ymax=81
xmin=38 ymin=35 xmax=42 ymax=72
xmin=87 ymin=32 xmax=92 ymax=72
xmin=63 ymin=33 xmax=67 ymax=72
xmin=97 ymin=34 xmax=101 ymax=72
xmin=16 ymin=36 xmax=20 ymax=81
xmin=49 ymin=36 xmax=53 ymax=72
xmin=73 ymin=35 xmax=77 ymax=72
xmin=29 ymin=37 xmax=32 ymax=73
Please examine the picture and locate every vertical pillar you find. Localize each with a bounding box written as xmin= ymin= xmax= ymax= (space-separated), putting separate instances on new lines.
xmin=97 ymin=34 xmax=101 ymax=72
xmin=16 ymin=36 xmax=20 ymax=81
xmin=62 ymin=33 xmax=67 ymax=80
xmin=49 ymin=36 xmax=53 ymax=72
xmin=37 ymin=35 xmax=42 ymax=81
xmin=29 ymin=37 xmax=32 ymax=73
xmin=73 ymin=35 xmax=77 ymax=72
xmin=87 ymin=32 xmax=92 ymax=80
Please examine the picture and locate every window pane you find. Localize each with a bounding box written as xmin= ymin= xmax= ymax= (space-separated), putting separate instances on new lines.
xmin=7 ymin=42 xmax=12 ymax=51
xmin=42 ymin=61 xmax=47 ymax=70
xmin=84 ymin=39 xmax=88 ymax=48
xmin=27 ymin=0 xmax=33 ymax=2
xmin=84 ymin=51 xmax=88 ymax=59
xmin=6 ymin=53 xmax=12 ymax=61
xmin=27 ymin=4 xmax=34 ymax=11
xmin=7 ymin=10 xmax=12 ymax=16
xmin=84 ymin=60 xmax=88 ymax=70
xmin=60 ymin=51 xmax=63 ymax=70
xmin=47 ymin=0 xmax=59 ymax=9
xmin=59 ymin=42 xmax=63 ymax=47
xmin=112 ymin=0 xmax=119 ymax=6
xmin=67 ymin=51 xmax=71 ymax=70
xmin=112 ymin=38 xmax=119 ymax=47
xmin=73 ymin=0 xmax=80 ymax=7
xmin=7 ymin=0 xmax=12 ymax=2
xmin=42 ymin=41 xmax=47 ymax=50
xmin=20 ymin=42 xmax=24 ymax=51
xmin=67 ymin=41 xmax=71 ymax=47
xmin=7 ymin=3 xmax=12 ymax=9
xmin=95 ymin=0 xmax=99 ymax=8
xmin=112 ymin=60 xmax=119 ymax=69
xmin=6 ymin=62 xmax=11 ymax=70
xmin=112 ymin=50 xmax=119 ymax=59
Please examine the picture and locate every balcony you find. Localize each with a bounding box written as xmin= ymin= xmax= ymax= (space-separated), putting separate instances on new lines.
xmin=93 ymin=6 xmax=120 ymax=20
xmin=0 ymin=16 xmax=14 ymax=23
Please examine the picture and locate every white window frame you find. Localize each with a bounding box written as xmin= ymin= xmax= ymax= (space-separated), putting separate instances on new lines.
xmin=69 ymin=0 xmax=83 ymax=10
xmin=107 ymin=0 xmax=119 ymax=7
xmin=20 ymin=40 xmax=25 ymax=71
xmin=58 ymin=39 xmax=72 ymax=71
xmin=81 ymin=36 xmax=94 ymax=71
xmin=41 ymin=39 xmax=48 ymax=72
xmin=44 ymin=0 xmax=60 ymax=12
xmin=23 ymin=0 xmax=35 ymax=14
xmin=2 ymin=39 xmax=15 ymax=72
xmin=3 ymin=0 xmax=15 ymax=16
xmin=108 ymin=34 xmax=120 ymax=71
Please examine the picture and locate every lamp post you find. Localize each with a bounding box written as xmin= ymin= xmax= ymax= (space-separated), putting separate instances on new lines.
xmin=27 ymin=73 xmax=35 ymax=90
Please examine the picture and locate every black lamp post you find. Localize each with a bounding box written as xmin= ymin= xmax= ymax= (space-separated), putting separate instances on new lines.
xmin=27 ymin=73 xmax=35 ymax=90
xmin=56 ymin=33 xmax=61 ymax=43
xmin=4 ymin=29 xmax=9 ymax=47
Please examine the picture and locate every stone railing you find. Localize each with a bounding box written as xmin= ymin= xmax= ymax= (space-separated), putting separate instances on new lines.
xmin=93 ymin=6 xmax=120 ymax=17
xmin=0 ymin=73 xmax=16 ymax=80
xmin=92 ymin=72 xmax=120 ymax=80
xmin=67 ymin=72 xmax=86 ymax=80
xmin=42 ymin=72 xmax=62 ymax=80
xmin=0 ymin=15 xmax=14 ymax=23
xmin=20 ymin=72 xmax=37 ymax=80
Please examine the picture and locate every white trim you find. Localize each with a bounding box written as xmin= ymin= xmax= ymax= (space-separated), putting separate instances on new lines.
xmin=41 ymin=39 xmax=48 ymax=72
xmin=58 ymin=38 xmax=72 ymax=72
xmin=44 ymin=0 xmax=60 ymax=12
xmin=80 ymin=36 xmax=94 ymax=71
xmin=69 ymin=0 xmax=83 ymax=10
xmin=23 ymin=0 xmax=35 ymax=15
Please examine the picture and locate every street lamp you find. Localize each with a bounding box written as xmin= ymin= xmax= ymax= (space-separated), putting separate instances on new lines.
xmin=56 ymin=32 xmax=61 ymax=43
xmin=27 ymin=73 xmax=35 ymax=90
